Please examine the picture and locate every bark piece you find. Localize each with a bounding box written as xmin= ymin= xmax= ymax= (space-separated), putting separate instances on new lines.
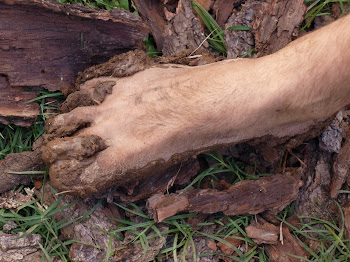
xmin=225 ymin=1 xmax=261 ymax=59
xmin=212 ymin=0 xmax=241 ymax=28
xmin=162 ymin=0 xmax=207 ymax=55
xmin=319 ymin=111 xmax=345 ymax=153
xmin=330 ymin=135 xmax=350 ymax=198
xmin=38 ymin=183 xmax=117 ymax=261
xmin=0 ymin=150 xmax=45 ymax=194
xmin=132 ymin=0 xmax=168 ymax=51
xmin=134 ymin=0 xmax=206 ymax=56
xmin=114 ymin=226 xmax=167 ymax=262
xmin=0 ymin=75 xmax=39 ymax=126
xmin=114 ymin=159 xmax=199 ymax=202
xmin=343 ymin=206 xmax=350 ymax=238
xmin=217 ymin=235 xmax=244 ymax=256
xmin=0 ymin=190 xmax=34 ymax=209
xmin=39 ymin=183 xmax=166 ymax=262
xmin=148 ymin=174 xmax=302 ymax=222
xmin=0 ymin=0 xmax=149 ymax=96
xmin=252 ymin=0 xmax=306 ymax=56
xmin=0 ymin=232 xmax=43 ymax=262
xmin=295 ymin=141 xmax=336 ymax=220
xmin=265 ymin=227 xmax=308 ymax=262
xmin=245 ymin=217 xmax=279 ymax=244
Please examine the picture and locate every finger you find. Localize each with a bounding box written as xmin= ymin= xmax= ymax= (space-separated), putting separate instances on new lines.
xmin=59 ymin=79 xmax=116 ymax=113
xmin=45 ymin=106 xmax=100 ymax=137
xmin=41 ymin=135 xmax=106 ymax=165
xmin=48 ymin=147 xmax=118 ymax=197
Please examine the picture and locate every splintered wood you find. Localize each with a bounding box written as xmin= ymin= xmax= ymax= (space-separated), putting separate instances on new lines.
xmin=147 ymin=174 xmax=302 ymax=222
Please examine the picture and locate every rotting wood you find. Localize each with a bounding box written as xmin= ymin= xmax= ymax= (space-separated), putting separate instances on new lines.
xmin=0 ymin=0 xmax=149 ymax=126
xmin=212 ymin=0 xmax=242 ymax=28
xmin=39 ymin=182 xmax=167 ymax=262
xmin=0 ymin=75 xmax=39 ymax=126
xmin=133 ymin=0 xmax=207 ymax=56
xmin=343 ymin=206 xmax=350 ymax=238
xmin=147 ymin=173 xmax=302 ymax=222
xmin=252 ymin=0 xmax=306 ymax=57
xmin=0 ymin=150 xmax=45 ymax=194
xmin=265 ymin=226 xmax=308 ymax=262
xmin=225 ymin=1 xmax=260 ymax=59
xmin=331 ymin=134 xmax=350 ymax=198
xmin=113 ymin=158 xmax=200 ymax=202
xmin=0 ymin=232 xmax=43 ymax=261
xmin=245 ymin=216 xmax=279 ymax=245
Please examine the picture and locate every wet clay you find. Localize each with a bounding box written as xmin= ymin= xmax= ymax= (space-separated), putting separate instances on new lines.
xmin=59 ymin=81 xmax=115 ymax=113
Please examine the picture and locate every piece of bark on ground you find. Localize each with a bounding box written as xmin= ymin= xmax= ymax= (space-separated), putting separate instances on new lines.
xmin=0 ymin=75 xmax=39 ymax=127
xmin=0 ymin=0 xmax=148 ymax=126
xmin=0 ymin=189 xmax=35 ymax=209
xmin=38 ymin=183 xmax=166 ymax=262
xmin=181 ymin=236 xmax=220 ymax=262
xmin=212 ymin=0 xmax=241 ymax=28
xmin=244 ymin=214 xmax=308 ymax=261
xmin=295 ymin=139 xmax=339 ymax=220
xmin=330 ymin=128 xmax=350 ymax=198
xmin=133 ymin=0 xmax=207 ymax=56
xmin=265 ymin=226 xmax=308 ymax=262
xmin=112 ymin=158 xmax=200 ymax=202
xmin=245 ymin=216 xmax=279 ymax=244
xmin=0 ymin=150 xmax=45 ymax=194
xmin=0 ymin=232 xmax=43 ymax=262
xmin=225 ymin=0 xmax=307 ymax=58
xmin=343 ymin=205 xmax=350 ymax=238
xmin=319 ymin=110 xmax=346 ymax=153
xmin=225 ymin=1 xmax=260 ymax=59
xmin=217 ymin=235 xmax=245 ymax=261
xmin=252 ymin=0 xmax=306 ymax=57
xmin=147 ymin=173 xmax=302 ymax=222
xmin=39 ymin=183 xmax=118 ymax=261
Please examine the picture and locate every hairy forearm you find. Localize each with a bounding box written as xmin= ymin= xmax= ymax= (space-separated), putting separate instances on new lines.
xmin=183 ymin=14 xmax=350 ymax=148
xmin=273 ymin=14 xmax=350 ymax=120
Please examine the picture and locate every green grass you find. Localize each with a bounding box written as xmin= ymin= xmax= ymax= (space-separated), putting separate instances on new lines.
xmin=191 ymin=1 xmax=250 ymax=56
xmin=0 ymin=90 xmax=64 ymax=160
xmin=302 ymin=0 xmax=350 ymax=30
xmin=0 ymin=184 xmax=87 ymax=261
xmin=56 ymin=0 xmax=134 ymax=11
xmin=278 ymin=201 xmax=350 ymax=261
xmin=181 ymin=152 xmax=269 ymax=193
xmin=108 ymin=203 xmax=265 ymax=261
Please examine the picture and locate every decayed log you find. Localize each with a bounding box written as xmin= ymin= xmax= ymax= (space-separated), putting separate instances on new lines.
xmin=0 ymin=0 xmax=149 ymax=126
xmin=147 ymin=174 xmax=302 ymax=222
xmin=225 ymin=0 xmax=306 ymax=58
xmin=0 ymin=232 xmax=43 ymax=261
xmin=0 ymin=75 xmax=38 ymax=126
xmin=0 ymin=135 xmax=46 ymax=194
xmin=133 ymin=0 xmax=206 ymax=56
xmin=252 ymin=0 xmax=306 ymax=57
xmin=39 ymin=183 xmax=167 ymax=262
xmin=331 ymin=135 xmax=350 ymax=198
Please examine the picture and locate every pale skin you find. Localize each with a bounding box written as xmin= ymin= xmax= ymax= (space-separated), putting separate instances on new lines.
xmin=43 ymin=15 xmax=350 ymax=197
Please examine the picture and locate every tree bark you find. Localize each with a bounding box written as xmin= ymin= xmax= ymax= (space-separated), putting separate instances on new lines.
xmin=0 ymin=0 xmax=149 ymax=126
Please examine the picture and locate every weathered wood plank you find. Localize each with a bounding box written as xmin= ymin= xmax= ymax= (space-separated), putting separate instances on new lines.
xmin=0 ymin=75 xmax=38 ymax=126
xmin=0 ymin=0 xmax=149 ymax=126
